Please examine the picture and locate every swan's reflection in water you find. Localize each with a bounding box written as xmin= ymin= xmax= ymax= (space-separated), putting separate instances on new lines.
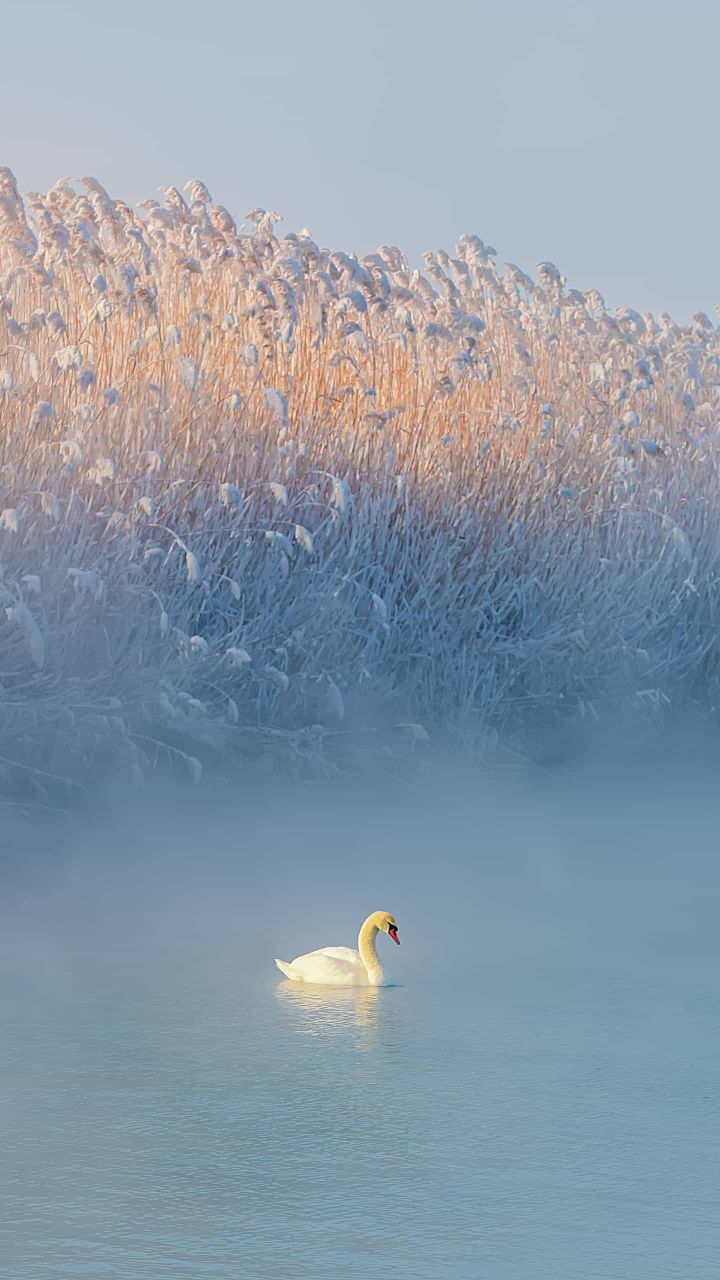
xmin=275 ymin=981 xmax=383 ymax=1052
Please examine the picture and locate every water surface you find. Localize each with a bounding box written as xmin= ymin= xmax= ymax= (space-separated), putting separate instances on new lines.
xmin=1 ymin=770 xmax=718 ymax=1278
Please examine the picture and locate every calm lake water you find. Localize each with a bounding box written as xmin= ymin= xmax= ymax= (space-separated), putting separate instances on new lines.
xmin=0 ymin=768 xmax=718 ymax=1278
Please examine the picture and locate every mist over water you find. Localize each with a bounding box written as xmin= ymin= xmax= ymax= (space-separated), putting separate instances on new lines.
xmin=1 ymin=757 xmax=719 ymax=1278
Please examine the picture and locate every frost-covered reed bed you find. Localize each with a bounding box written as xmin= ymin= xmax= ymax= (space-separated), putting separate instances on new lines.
xmin=0 ymin=166 xmax=719 ymax=801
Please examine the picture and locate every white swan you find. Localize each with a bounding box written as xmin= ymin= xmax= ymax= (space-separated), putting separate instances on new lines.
xmin=275 ymin=911 xmax=400 ymax=986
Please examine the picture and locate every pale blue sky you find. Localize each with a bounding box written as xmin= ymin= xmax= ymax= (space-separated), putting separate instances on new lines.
xmin=1 ymin=0 xmax=718 ymax=318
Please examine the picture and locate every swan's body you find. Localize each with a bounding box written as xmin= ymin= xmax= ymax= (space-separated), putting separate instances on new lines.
xmin=275 ymin=911 xmax=399 ymax=986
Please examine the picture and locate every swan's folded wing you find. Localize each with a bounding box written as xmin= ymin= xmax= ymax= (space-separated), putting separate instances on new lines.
xmin=284 ymin=946 xmax=363 ymax=984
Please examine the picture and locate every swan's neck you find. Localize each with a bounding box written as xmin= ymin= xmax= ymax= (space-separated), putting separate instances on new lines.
xmin=358 ymin=918 xmax=384 ymax=986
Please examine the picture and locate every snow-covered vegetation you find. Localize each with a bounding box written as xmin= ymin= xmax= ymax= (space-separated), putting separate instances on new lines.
xmin=0 ymin=165 xmax=719 ymax=801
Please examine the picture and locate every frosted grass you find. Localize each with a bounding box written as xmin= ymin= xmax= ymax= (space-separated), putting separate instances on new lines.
xmin=0 ymin=166 xmax=719 ymax=802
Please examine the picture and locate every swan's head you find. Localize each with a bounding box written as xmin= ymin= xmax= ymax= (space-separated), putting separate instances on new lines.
xmin=371 ymin=910 xmax=400 ymax=945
